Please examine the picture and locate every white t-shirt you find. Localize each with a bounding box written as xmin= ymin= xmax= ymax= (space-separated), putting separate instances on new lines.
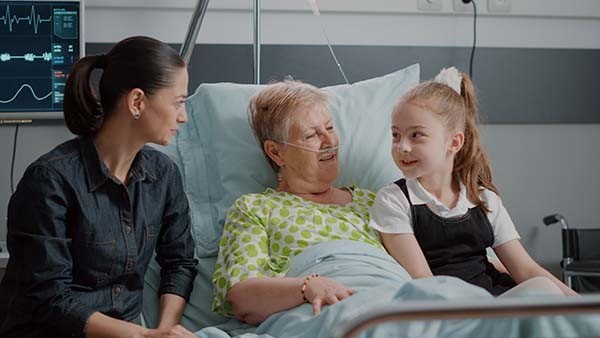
xmin=369 ymin=179 xmax=520 ymax=248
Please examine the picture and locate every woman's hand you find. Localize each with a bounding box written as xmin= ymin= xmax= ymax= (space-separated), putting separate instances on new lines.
xmin=135 ymin=325 xmax=197 ymax=338
xmin=86 ymin=312 xmax=196 ymax=338
xmin=302 ymin=276 xmax=354 ymax=315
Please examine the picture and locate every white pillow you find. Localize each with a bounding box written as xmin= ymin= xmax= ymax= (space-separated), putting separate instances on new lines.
xmin=159 ymin=64 xmax=418 ymax=257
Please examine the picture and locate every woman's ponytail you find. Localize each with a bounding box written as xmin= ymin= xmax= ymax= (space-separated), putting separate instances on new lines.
xmin=63 ymin=54 xmax=105 ymax=135
xmin=63 ymin=36 xmax=186 ymax=136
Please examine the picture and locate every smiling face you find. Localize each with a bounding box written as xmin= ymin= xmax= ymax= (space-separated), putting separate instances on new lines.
xmin=140 ymin=66 xmax=189 ymax=146
xmin=278 ymin=104 xmax=340 ymax=192
xmin=391 ymin=101 xmax=458 ymax=181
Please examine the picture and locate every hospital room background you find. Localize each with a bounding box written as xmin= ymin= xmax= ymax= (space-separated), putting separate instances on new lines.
xmin=0 ymin=0 xmax=599 ymax=287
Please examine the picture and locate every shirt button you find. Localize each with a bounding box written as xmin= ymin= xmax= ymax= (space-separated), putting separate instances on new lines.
xmin=125 ymin=225 xmax=132 ymax=234
xmin=114 ymin=286 xmax=122 ymax=294
xmin=126 ymin=260 xmax=135 ymax=269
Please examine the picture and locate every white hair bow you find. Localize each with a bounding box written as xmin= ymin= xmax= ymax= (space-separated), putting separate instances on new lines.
xmin=434 ymin=67 xmax=462 ymax=95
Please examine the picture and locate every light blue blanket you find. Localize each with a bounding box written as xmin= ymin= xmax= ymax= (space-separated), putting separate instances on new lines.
xmin=195 ymin=240 xmax=600 ymax=338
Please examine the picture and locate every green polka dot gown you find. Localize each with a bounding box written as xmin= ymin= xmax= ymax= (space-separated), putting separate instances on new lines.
xmin=212 ymin=186 xmax=383 ymax=316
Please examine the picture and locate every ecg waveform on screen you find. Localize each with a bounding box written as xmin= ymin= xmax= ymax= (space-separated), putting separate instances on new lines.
xmin=0 ymin=4 xmax=52 ymax=34
xmin=0 ymin=84 xmax=52 ymax=104
xmin=0 ymin=52 xmax=52 ymax=62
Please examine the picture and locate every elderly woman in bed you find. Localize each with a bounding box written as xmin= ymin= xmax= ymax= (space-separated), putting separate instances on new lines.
xmin=211 ymin=80 xmax=384 ymax=324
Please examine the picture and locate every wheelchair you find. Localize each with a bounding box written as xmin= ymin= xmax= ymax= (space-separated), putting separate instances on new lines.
xmin=544 ymin=213 xmax=600 ymax=293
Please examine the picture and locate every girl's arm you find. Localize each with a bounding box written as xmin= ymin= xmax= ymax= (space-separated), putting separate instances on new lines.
xmin=227 ymin=275 xmax=353 ymax=324
xmin=370 ymin=185 xmax=431 ymax=279
xmin=494 ymin=240 xmax=578 ymax=296
xmin=488 ymin=257 xmax=510 ymax=274
xmin=380 ymin=232 xmax=433 ymax=279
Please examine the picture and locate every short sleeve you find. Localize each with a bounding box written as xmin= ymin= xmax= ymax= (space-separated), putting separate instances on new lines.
xmin=481 ymin=189 xmax=521 ymax=247
xmin=369 ymin=184 xmax=414 ymax=234
xmin=211 ymin=194 xmax=274 ymax=316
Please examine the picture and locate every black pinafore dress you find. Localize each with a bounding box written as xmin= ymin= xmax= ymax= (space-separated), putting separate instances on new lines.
xmin=395 ymin=179 xmax=516 ymax=295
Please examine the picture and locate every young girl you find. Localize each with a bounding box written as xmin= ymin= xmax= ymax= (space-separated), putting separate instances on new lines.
xmin=370 ymin=67 xmax=576 ymax=296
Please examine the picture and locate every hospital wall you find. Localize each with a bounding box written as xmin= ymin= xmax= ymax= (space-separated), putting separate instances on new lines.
xmin=1 ymin=0 xmax=600 ymax=276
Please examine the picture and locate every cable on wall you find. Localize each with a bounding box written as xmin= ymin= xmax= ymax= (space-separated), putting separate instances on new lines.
xmin=467 ymin=0 xmax=478 ymax=78
xmin=10 ymin=124 xmax=19 ymax=194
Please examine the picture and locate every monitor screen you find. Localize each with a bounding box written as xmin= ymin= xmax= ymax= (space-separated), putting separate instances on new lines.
xmin=0 ymin=0 xmax=84 ymax=120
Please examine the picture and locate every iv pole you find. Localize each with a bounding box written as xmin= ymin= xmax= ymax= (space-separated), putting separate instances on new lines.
xmin=253 ymin=0 xmax=261 ymax=84
xmin=180 ymin=0 xmax=209 ymax=64
xmin=180 ymin=0 xmax=262 ymax=84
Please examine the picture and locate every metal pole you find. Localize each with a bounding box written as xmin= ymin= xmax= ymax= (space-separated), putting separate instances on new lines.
xmin=253 ymin=0 xmax=261 ymax=84
xmin=180 ymin=0 xmax=210 ymax=64
xmin=333 ymin=295 xmax=600 ymax=338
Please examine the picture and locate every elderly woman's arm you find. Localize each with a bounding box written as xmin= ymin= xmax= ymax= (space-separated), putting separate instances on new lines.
xmin=228 ymin=275 xmax=353 ymax=324
xmin=227 ymin=277 xmax=303 ymax=324
xmin=212 ymin=195 xmax=354 ymax=324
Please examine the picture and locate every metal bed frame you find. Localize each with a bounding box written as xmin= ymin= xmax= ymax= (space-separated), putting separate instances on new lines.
xmin=333 ymin=295 xmax=600 ymax=338
xmin=178 ymin=3 xmax=600 ymax=338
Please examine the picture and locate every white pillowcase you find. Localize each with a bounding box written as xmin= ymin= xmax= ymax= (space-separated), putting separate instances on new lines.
xmin=157 ymin=64 xmax=418 ymax=257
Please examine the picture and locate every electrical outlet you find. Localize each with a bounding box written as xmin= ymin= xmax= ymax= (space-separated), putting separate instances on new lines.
xmin=453 ymin=0 xmax=473 ymax=13
xmin=418 ymin=0 xmax=442 ymax=11
xmin=488 ymin=0 xmax=510 ymax=13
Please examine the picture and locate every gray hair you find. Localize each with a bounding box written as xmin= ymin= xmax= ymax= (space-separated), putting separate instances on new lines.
xmin=248 ymin=80 xmax=330 ymax=172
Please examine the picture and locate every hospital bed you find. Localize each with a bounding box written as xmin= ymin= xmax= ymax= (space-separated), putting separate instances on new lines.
xmin=140 ymin=65 xmax=600 ymax=338
xmin=334 ymin=295 xmax=600 ymax=338
xmin=140 ymin=1 xmax=600 ymax=337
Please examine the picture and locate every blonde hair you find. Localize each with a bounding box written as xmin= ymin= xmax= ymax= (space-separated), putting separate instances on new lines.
xmin=248 ymin=80 xmax=330 ymax=172
xmin=396 ymin=72 xmax=498 ymax=212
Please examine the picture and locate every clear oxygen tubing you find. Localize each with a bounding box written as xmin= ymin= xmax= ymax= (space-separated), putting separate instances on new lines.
xmin=283 ymin=142 xmax=338 ymax=154
xmin=307 ymin=0 xmax=350 ymax=85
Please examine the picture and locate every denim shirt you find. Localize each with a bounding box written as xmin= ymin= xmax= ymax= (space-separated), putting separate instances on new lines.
xmin=0 ymin=135 xmax=198 ymax=338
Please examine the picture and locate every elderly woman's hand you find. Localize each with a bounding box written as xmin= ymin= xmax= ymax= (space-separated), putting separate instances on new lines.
xmin=302 ymin=276 xmax=354 ymax=315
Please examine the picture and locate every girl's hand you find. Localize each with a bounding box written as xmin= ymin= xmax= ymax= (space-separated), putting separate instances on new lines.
xmin=302 ymin=276 xmax=354 ymax=315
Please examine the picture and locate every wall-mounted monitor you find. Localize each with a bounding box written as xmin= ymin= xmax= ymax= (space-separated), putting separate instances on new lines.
xmin=0 ymin=0 xmax=84 ymax=120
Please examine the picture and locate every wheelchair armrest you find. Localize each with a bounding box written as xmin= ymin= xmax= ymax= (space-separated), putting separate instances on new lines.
xmin=544 ymin=213 xmax=569 ymax=229
xmin=565 ymin=260 xmax=600 ymax=273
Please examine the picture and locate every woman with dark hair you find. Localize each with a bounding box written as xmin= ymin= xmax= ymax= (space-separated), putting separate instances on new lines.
xmin=0 ymin=36 xmax=198 ymax=338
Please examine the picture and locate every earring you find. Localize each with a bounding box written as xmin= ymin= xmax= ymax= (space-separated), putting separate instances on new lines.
xmin=277 ymin=168 xmax=284 ymax=182
xmin=133 ymin=112 xmax=140 ymax=120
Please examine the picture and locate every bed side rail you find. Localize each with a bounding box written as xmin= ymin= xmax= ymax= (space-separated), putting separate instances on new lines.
xmin=332 ymin=294 xmax=600 ymax=338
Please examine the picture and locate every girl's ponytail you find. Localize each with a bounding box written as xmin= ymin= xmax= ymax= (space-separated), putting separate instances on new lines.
xmin=63 ymin=54 xmax=105 ymax=135
xmin=454 ymin=73 xmax=499 ymax=212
